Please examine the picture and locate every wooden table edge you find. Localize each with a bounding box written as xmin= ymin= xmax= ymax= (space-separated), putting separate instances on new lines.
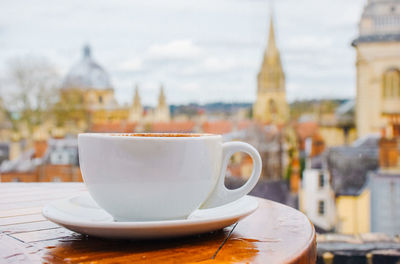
xmin=284 ymin=217 xmax=317 ymax=264
xmin=0 ymin=184 xmax=318 ymax=264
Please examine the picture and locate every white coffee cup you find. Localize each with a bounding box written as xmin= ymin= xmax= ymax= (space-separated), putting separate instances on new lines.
xmin=78 ymin=133 xmax=262 ymax=221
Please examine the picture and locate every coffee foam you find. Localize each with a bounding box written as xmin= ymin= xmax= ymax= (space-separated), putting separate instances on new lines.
xmin=110 ymin=133 xmax=204 ymax=137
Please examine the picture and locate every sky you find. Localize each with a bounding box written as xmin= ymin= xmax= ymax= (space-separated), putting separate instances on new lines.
xmin=0 ymin=0 xmax=365 ymax=106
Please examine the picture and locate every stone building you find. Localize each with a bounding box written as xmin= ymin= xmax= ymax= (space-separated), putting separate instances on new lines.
xmin=58 ymin=45 xmax=126 ymax=133
xmin=57 ymin=46 xmax=171 ymax=133
xmin=0 ymin=138 xmax=82 ymax=182
xmin=153 ymin=85 xmax=171 ymax=123
xmin=128 ymin=85 xmax=144 ymax=123
xmin=253 ymin=16 xmax=289 ymax=125
xmin=300 ymin=135 xmax=381 ymax=234
xmin=353 ymin=0 xmax=400 ymax=138
xmin=227 ymin=123 xmax=288 ymax=181
xmin=62 ymin=45 xmax=118 ymax=112
xmin=369 ymin=170 xmax=400 ymax=234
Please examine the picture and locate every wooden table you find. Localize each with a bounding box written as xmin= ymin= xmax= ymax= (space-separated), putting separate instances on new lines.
xmin=0 ymin=183 xmax=316 ymax=263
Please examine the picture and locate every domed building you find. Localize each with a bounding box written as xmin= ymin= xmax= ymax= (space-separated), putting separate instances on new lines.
xmin=58 ymin=45 xmax=128 ymax=129
xmin=62 ymin=45 xmax=118 ymax=112
xmin=353 ymin=0 xmax=400 ymax=137
xmin=55 ymin=45 xmax=171 ymax=135
xmin=63 ymin=46 xmax=111 ymax=89
xmin=253 ymin=16 xmax=289 ymax=125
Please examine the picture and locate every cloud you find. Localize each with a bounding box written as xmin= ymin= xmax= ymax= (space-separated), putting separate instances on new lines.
xmin=202 ymin=57 xmax=244 ymax=72
xmin=116 ymin=58 xmax=143 ymax=72
xmin=0 ymin=0 xmax=366 ymax=104
xmin=177 ymin=82 xmax=201 ymax=92
xmin=147 ymin=40 xmax=202 ymax=60
xmin=285 ymin=36 xmax=334 ymax=51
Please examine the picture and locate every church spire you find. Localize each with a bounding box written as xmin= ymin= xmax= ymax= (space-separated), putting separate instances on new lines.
xmin=266 ymin=16 xmax=278 ymax=59
xmin=158 ymin=84 xmax=166 ymax=107
xmin=154 ymin=84 xmax=170 ymax=122
xmin=264 ymin=15 xmax=281 ymax=65
xmin=133 ymin=84 xmax=141 ymax=109
xmin=128 ymin=84 xmax=143 ymax=123
xmin=258 ymin=14 xmax=284 ymax=93
xmin=253 ymin=10 xmax=288 ymax=125
xmin=83 ymin=44 xmax=91 ymax=58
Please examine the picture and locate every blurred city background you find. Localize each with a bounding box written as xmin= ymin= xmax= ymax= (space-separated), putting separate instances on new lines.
xmin=1 ymin=0 xmax=400 ymax=262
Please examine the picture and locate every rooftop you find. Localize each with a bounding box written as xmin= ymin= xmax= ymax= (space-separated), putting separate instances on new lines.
xmin=202 ymin=121 xmax=233 ymax=134
xmin=62 ymin=45 xmax=112 ymax=90
xmin=325 ymin=135 xmax=380 ymax=196
xmin=354 ymin=0 xmax=400 ymax=45
xmin=317 ymin=233 xmax=400 ymax=256
xmin=150 ymin=121 xmax=196 ymax=133
xmin=90 ymin=122 xmax=136 ymax=133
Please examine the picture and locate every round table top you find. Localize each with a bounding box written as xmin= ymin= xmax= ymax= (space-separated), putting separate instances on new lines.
xmin=0 ymin=183 xmax=316 ymax=263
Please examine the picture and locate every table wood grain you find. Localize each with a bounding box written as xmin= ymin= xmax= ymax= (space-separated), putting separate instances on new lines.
xmin=0 ymin=183 xmax=316 ymax=263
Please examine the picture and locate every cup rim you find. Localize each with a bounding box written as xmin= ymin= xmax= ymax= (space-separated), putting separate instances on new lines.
xmin=78 ymin=133 xmax=222 ymax=140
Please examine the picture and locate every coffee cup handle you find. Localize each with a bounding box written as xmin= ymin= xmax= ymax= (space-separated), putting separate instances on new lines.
xmin=200 ymin=141 xmax=262 ymax=209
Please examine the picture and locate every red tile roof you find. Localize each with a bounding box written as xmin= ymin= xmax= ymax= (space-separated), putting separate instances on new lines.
xmin=202 ymin=121 xmax=233 ymax=134
xmin=237 ymin=120 xmax=252 ymax=131
xmin=90 ymin=122 xmax=136 ymax=133
xmin=294 ymin=121 xmax=319 ymax=141
xmin=227 ymin=164 xmax=242 ymax=178
xmin=295 ymin=121 xmax=326 ymax=154
xmin=150 ymin=121 xmax=196 ymax=133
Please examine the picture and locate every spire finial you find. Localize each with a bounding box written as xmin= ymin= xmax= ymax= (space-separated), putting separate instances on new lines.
xmin=267 ymin=0 xmax=277 ymax=52
xmin=133 ymin=84 xmax=141 ymax=108
xmin=135 ymin=84 xmax=139 ymax=96
xmin=158 ymin=83 xmax=166 ymax=106
xmin=160 ymin=83 xmax=165 ymax=96
xmin=269 ymin=0 xmax=274 ymax=17
xmin=83 ymin=44 xmax=91 ymax=58
xmin=266 ymin=13 xmax=277 ymax=57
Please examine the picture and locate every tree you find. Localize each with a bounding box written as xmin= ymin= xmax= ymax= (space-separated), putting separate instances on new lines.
xmin=53 ymin=88 xmax=90 ymax=129
xmin=1 ymin=56 xmax=60 ymax=137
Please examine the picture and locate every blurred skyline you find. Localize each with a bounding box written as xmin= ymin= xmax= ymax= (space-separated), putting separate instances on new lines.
xmin=0 ymin=0 xmax=364 ymax=106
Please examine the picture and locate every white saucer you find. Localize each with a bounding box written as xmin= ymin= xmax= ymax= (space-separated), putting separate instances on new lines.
xmin=42 ymin=194 xmax=258 ymax=239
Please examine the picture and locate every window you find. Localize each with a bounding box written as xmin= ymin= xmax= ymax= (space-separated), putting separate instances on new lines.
xmin=394 ymin=124 xmax=400 ymax=138
xmin=382 ymin=69 xmax=400 ymax=98
xmin=52 ymin=177 xmax=62 ymax=182
xmin=318 ymin=200 xmax=325 ymax=216
xmin=318 ymin=172 xmax=324 ymax=188
xmin=268 ymin=99 xmax=277 ymax=114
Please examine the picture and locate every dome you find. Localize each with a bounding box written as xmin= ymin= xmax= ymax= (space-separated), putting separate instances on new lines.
xmin=62 ymin=45 xmax=111 ymax=90
xmin=360 ymin=0 xmax=400 ymax=37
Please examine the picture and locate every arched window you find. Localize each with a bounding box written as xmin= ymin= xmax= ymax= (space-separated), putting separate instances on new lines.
xmin=268 ymin=99 xmax=277 ymax=115
xmin=382 ymin=68 xmax=400 ymax=98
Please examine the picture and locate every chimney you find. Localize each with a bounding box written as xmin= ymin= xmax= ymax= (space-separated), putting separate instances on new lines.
xmin=34 ymin=140 xmax=48 ymax=158
xmin=305 ymin=137 xmax=313 ymax=169
xmin=9 ymin=133 xmax=21 ymax=161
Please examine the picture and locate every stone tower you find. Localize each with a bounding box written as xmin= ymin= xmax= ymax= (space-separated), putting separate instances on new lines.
xmin=253 ymin=15 xmax=289 ymax=124
xmin=154 ymin=84 xmax=170 ymax=122
xmin=128 ymin=85 xmax=143 ymax=123
xmin=353 ymin=0 xmax=400 ymax=138
xmin=62 ymin=45 xmax=117 ymax=111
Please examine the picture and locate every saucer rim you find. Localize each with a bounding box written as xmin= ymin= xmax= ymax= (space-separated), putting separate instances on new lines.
xmin=42 ymin=194 xmax=259 ymax=229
